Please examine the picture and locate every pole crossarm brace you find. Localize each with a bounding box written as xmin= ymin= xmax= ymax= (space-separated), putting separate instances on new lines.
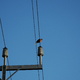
xmin=6 ymin=68 xmax=21 ymax=80
xmin=0 ymin=65 xmax=42 ymax=71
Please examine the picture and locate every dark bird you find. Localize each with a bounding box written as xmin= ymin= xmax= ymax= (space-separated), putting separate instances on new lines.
xmin=36 ymin=39 xmax=43 ymax=43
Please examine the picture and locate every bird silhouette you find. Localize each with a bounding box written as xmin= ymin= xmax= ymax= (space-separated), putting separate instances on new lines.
xmin=36 ymin=39 xmax=43 ymax=43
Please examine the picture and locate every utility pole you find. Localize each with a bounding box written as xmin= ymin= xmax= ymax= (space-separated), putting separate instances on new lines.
xmin=2 ymin=47 xmax=8 ymax=80
xmin=0 ymin=46 xmax=44 ymax=80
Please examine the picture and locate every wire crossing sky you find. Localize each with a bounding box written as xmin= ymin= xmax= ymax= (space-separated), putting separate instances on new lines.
xmin=0 ymin=0 xmax=80 ymax=80
xmin=0 ymin=18 xmax=6 ymax=47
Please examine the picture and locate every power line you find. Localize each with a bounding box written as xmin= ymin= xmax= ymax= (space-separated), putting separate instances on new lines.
xmin=0 ymin=18 xmax=12 ymax=80
xmin=42 ymin=64 xmax=44 ymax=80
xmin=36 ymin=0 xmax=41 ymax=46
xmin=7 ymin=58 xmax=12 ymax=80
xmin=36 ymin=1 xmax=45 ymax=80
xmin=31 ymin=0 xmax=40 ymax=80
xmin=31 ymin=0 xmax=37 ymax=43
xmin=0 ymin=18 xmax=6 ymax=47
xmin=36 ymin=0 xmax=41 ymax=38
xmin=31 ymin=0 xmax=45 ymax=80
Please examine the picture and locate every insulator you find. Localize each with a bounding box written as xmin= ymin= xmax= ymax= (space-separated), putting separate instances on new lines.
xmin=2 ymin=47 xmax=8 ymax=58
xmin=38 ymin=46 xmax=44 ymax=56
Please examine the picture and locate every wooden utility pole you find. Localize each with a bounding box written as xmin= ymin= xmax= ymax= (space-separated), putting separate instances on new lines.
xmin=0 ymin=46 xmax=44 ymax=80
xmin=2 ymin=47 xmax=8 ymax=80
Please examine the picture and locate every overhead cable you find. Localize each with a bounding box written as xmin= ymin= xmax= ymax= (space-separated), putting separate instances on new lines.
xmin=31 ymin=0 xmax=40 ymax=80
xmin=36 ymin=0 xmax=45 ymax=80
xmin=7 ymin=58 xmax=12 ymax=80
xmin=0 ymin=18 xmax=12 ymax=80
xmin=36 ymin=0 xmax=41 ymax=46
xmin=0 ymin=18 xmax=6 ymax=47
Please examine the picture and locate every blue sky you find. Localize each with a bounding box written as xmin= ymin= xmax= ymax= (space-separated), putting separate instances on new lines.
xmin=0 ymin=0 xmax=80 ymax=80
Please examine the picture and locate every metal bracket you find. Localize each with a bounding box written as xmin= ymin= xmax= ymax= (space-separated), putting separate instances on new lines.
xmin=6 ymin=68 xmax=21 ymax=80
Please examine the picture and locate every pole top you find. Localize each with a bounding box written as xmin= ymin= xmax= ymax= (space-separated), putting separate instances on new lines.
xmin=2 ymin=47 xmax=8 ymax=58
xmin=38 ymin=46 xmax=44 ymax=56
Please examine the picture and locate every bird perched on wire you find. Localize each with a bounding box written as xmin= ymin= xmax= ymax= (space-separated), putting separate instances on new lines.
xmin=36 ymin=39 xmax=43 ymax=43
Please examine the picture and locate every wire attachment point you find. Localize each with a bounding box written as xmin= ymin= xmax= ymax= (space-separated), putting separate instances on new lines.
xmin=38 ymin=46 xmax=44 ymax=65
xmin=2 ymin=47 xmax=8 ymax=58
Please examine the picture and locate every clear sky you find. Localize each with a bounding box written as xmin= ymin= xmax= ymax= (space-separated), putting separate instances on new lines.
xmin=0 ymin=0 xmax=80 ymax=80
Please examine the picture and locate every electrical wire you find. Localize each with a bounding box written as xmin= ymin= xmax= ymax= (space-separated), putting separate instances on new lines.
xmin=42 ymin=64 xmax=44 ymax=80
xmin=36 ymin=0 xmax=41 ymax=46
xmin=36 ymin=0 xmax=45 ymax=80
xmin=0 ymin=18 xmax=6 ymax=47
xmin=31 ymin=0 xmax=40 ymax=80
xmin=7 ymin=58 xmax=12 ymax=80
xmin=0 ymin=18 xmax=12 ymax=80
xmin=31 ymin=0 xmax=45 ymax=80
xmin=36 ymin=0 xmax=41 ymax=38
xmin=31 ymin=0 xmax=37 ymax=43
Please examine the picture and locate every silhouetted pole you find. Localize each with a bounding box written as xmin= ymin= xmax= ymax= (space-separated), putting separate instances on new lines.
xmin=2 ymin=47 xmax=8 ymax=80
xmin=0 ymin=46 xmax=44 ymax=80
xmin=38 ymin=46 xmax=44 ymax=65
